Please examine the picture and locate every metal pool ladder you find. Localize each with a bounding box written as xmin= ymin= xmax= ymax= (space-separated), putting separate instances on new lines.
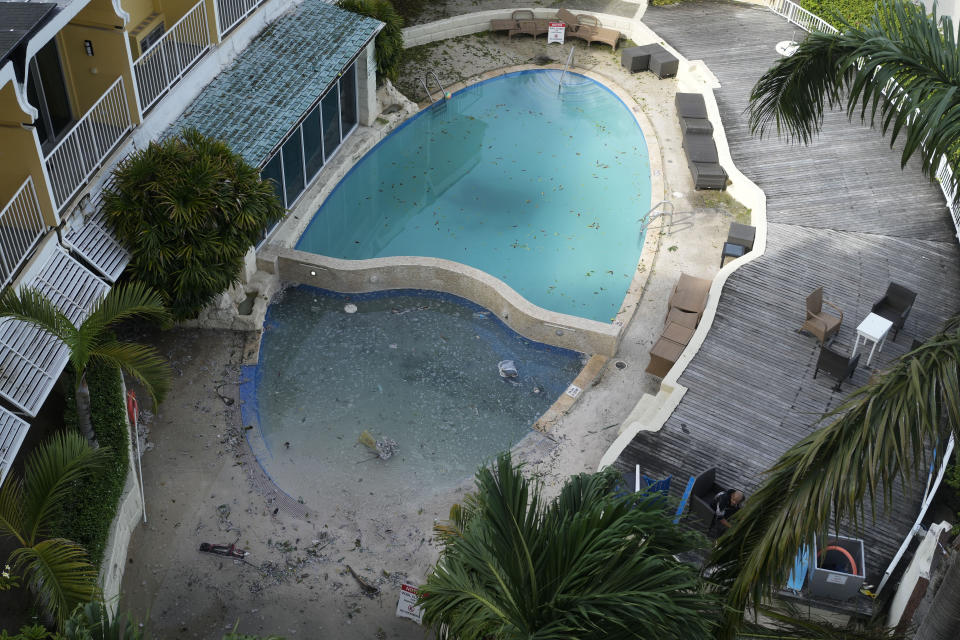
xmin=419 ymin=71 xmax=447 ymax=103
xmin=558 ymin=46 xmax=575 ymax=93
xmin=638 ymin=200 xmax=675 ymax=234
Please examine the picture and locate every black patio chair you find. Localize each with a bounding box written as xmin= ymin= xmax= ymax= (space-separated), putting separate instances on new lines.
xmin=813 ymin=345 xmax=860 ymax=391
xmin=689 ymin=467 xmax=723 ymax=529
xmin=871 ymin=282 xmax=917 ymax=341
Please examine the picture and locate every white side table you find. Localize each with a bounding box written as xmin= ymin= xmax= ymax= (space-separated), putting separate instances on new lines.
xmin=852 ymin=313 xmax=894 ymax=366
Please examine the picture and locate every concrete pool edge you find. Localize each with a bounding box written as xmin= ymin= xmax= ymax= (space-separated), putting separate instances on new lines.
xmin=258 ymin=246 xmax=621 ymax=356
xmin=597 ymin=56 xmax=770 ymax=471
xmin=261 ymin=65 xmax=665 ymax=358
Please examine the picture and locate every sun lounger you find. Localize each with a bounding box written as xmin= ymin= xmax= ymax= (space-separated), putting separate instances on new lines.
xmin=511 ymin=17 xmax=549 ymax=40
xmin=556 ymin=8 xmax=581 ymax=33
xmin=668 ymin=273 xmax=711 ymax=320
xmin=585 ymin=26 xmax=621 ymax=50
xmin=492 ymin=10 xmax=534 ymax=39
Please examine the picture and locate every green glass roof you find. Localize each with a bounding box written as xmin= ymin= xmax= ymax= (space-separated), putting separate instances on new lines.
xmin=173 ymin=0 xmax=381 ymax=167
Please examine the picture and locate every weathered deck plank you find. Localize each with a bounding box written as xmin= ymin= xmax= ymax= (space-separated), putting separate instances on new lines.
xmin=615 ymin=0 xmax=960 ymax=589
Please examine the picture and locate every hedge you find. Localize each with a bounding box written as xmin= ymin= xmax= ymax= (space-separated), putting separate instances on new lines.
xmin=55 ymin=363 xmax=130 ymax=567
xmin=799 ymin=0 xmax=879 ymax=28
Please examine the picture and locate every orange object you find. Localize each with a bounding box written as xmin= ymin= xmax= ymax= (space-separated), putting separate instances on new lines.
xmin=126 ymin=390 xmax=138 ymax=427
xmin=820 ymin=544 xmax=858 ymax=576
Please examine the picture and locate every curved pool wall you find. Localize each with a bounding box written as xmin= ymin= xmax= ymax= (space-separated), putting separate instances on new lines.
xmin=296 ymin=70 xmax=651 ymax=324
xmin=241 ymin=285 xmax=585 ymax=504
xmin=261 ymin=66 xmax=665 ymax=357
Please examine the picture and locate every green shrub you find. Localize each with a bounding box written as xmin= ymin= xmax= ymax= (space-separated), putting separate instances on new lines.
xmin=55 ymin=363 xmax=129 ymax=567
xmin=338 ymin=0 xmax=404 ymax=83
xmin=388 ymin=0 xmax=426 ymax=23
xmin=800 ymin=0 xmax=879 ymax=28
xmin=104 ymin=129 xmax=285 ymax=320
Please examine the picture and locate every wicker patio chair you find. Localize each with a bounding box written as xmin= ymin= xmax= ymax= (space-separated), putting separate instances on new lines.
xmin=813 ymin=345 xmax=860 ymax=391
xmin=493 ymin=10 xmax=533 ymax=38
xmin=585 ymin=26 xmax=621 ymax=49
xmin=801 ymin=287 xmax=843 ymax=344
xmin=556 ymin=8 xmax=581 ymax=33
xmin=871 ymin=282 xmax=917 ymax=341
xmin=511 ymin=15 xmax=549 ymax=40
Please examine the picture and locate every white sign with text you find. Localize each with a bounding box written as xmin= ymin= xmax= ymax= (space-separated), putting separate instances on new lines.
xmin=396 ymin=583 xmax=424 ymax=624
xmin=548 ymin=22 xmax=566 ymax=44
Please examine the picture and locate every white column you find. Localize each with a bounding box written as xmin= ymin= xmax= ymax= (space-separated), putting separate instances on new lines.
xmin=357 ymin=39 xmax=378 ymax=126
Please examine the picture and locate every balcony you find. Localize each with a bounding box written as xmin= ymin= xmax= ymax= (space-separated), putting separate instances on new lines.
xmin=133 ymin=0 xmax=213 ymax=113
xmin=216 ymin=0 xmax=270 ymax=38
xmin=43 ymin=77 xmax=132 ymax=212
xmin=0 ymin=177 xmax=47 ymax=288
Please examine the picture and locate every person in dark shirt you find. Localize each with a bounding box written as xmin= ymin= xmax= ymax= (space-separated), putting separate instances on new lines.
xmin=709 ymin=489 xmax=744 ymax=538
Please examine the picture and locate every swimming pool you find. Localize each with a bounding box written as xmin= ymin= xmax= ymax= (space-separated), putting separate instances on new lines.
xmin=296 ymin=70 xmax=651 ymax=323
xmin=242 ymin=286 xmax=584 ymax=503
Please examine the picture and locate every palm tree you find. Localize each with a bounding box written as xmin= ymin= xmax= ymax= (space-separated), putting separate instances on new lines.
xmin=0 ymin=283 xmax=172 ymax=445
xmin=0 ymin=431 xmax=109 ymax=628
xmin=710 ymin=314 xmax=960 ymax=638
xmin=748 ymin=0 xmax=960 ymax=199
xmin=420 ymin=452 xmax=718 ymax=640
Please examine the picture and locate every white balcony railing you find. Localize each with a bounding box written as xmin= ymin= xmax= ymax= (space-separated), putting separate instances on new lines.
xmin=767 ymin=0 xmax=840 ymax=34
xmin=0 ymin=177 xmax=46 ymax=288
xmin=44 ymin=77 xmax=132 ymax=212
xmin=216 ymin=0 xmax=269 ymax=38
xmin=134 ymin=1 xmax=212 ymax=113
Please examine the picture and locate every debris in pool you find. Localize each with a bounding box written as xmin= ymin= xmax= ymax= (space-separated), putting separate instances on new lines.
xmin=359 ymin=430 xmax=400 ymax=460
xmin=498 ymin=360 xmax=519 ymax=378
xmin=344 ymin=303 xmax=358 ymax=314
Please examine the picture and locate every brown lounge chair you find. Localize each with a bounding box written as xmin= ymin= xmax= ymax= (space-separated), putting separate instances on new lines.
xmin=668 ymin=273 xmax=711 ymax=323
xmin=491 ymin=10 xmax=533 ymax=38
xmin=511 ymin=14 xmax=550 ymax=40
xmin=801 ymin=287 xmax=842 ymax=343
xmin=556 ymin=8 xmax=581 ymax=34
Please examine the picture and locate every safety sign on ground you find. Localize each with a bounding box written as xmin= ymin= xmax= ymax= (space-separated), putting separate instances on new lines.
xmin=396 ymin=583 xmax=424 ymax=624
xmin=548 ymin=22 xmax=566 ymax=44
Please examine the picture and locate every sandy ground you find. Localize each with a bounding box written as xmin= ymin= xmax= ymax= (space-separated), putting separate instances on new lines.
xmin=118 ymin=6 xmax=747 ymax=638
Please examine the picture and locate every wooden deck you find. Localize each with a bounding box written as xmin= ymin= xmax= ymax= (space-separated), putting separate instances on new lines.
xmin=616 ymin=0 xmax=960 ymax=589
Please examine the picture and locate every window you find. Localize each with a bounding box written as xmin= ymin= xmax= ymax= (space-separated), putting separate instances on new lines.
xmin=281 ymin=130 xmax=305 ymax=205
xmin=28 ymin=39 xmax=73 ymax=148
xmin=339 ymin=63 xmax=358 ymax=134
xmin=261 ymin=154 xmax=284 ymax=207
xmin=302 ymin=104 xmax=324 ymax=182
xmin=321 ymin=86 xmax=341 ymax=160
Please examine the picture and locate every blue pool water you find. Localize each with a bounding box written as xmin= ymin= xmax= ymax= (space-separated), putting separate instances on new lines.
xmin=245 ymin=287 xmax=584 ymax=501
xmin=296 ymin=70 xmax=651 ymax=323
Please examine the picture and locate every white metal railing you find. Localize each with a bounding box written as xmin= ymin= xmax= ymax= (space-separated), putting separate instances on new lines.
xmin=766 ymin=0 xmax=839 ymax=34
xmin=0 ymin=177 xmax=46 ymax=288
xmin=216 ymin=0 xmax=268 ymax=37
xmin=134 ymin=1 xmax=211 ymax=112
xmin=767 ymin=0 xmax=960 ymax=241
xmin=44 ymin=77 xmax=132 ymax=212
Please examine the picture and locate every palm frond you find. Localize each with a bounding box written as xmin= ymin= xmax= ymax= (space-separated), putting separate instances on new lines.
xmin=21 ymin=431 xmax=108 ymax=545
xmin=90 ymin=340 xmax=172 ymax=404
xmin=711 ymin=314 xmax=960 ymax=638
xmin=0 ymin=286 xmax=76 ymax=344
xmin=748 ymin=0 xmax=960 ymax=198
xmin=84 ymin=282 xmax=172 ymax=335
xmin=10 ymin=538 xmax=100 ymax=629
xmin=0 ymin=473 xmax=26 ymax=545
xmin=422 ymin=453 xmax=717 ymax=640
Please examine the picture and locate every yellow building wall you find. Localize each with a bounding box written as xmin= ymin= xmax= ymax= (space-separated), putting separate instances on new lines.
xmin=58 ymin=25 xmax=140 ymax=125
xmin=74 ymin=0 xmax=127 ymax=29
xmin=121 ymin=0 xmax=159 ymax=34
xmin=0 ymin=124 xmax=59 ymax=227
